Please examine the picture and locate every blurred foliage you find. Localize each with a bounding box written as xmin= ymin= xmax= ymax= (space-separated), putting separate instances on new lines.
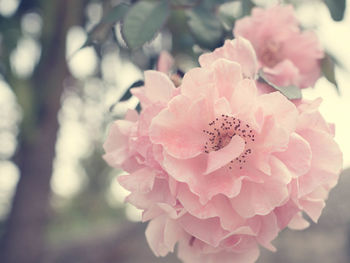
xmin=187 ymin=6 xmax=224 ymax=49
xmin=83 ymin=0 xmax=344 ymax=97
xmin=122 ymin=1 xmax=170 ymax=49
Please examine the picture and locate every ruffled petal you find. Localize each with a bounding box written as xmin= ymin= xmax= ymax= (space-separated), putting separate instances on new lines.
xmin=117 ymin=167 xmax=156 ymax=194
xmin=210 ymin=59 xmax=243 ymax=100
xmin=103 ymin=120 xmax=135 ymax=167
xmin=288 ymin=212 xmax=310 ymax=230
xmin=144 ymin=70 xmax=176 ymax=104
xmin=163 ymin=153 xmax=244 ymax=204
xmin=177 ymin=184 xmax=246 ymax=231
xmin=177 ymin=213 xmax=229 ymax=247
xmin=297 ymin=129 xmax=342 ymax=197
xmin=150 ymin=95 xmax=208 ymax=159
xmin=199 ymin=37 xmax=258 ymax=79
xmin=276 ymin=133 xmax=312 ymax=176
xmin=231 ymin=163 xmax=289 ymax=218
xmin=146 ymin=216 xmax=184 ymax=256
xmin=258 ymin=91 xmax=298 ymax=134
xmin=299 ymin=198 xmax=325 ymax=222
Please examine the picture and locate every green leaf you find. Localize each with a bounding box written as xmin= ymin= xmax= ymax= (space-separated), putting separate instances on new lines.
xmin=168 ymin=9 xmax=195 ymax=54
xmin=101 ymin=3 xmax=129 ymax=23
xmin=324 ymin=0 xmax=346 ymax=21
xmin=75 ymin=3 xmax=129 ymax=53
xmin=322 ymin=53 xmax=339 ymax=93
xmin=170 ymin=0 xmax=199 ymax=6
xmin=135 ymin=102 xmax=142 ymax=113
xmin=122 ymin=1 xmax=170 ymax=49
xmin=258 ymin=70 xmax=302 ymax=100
xmin=171 ymin=0 xmax=235 ymax=10
xmin=200 ymin=0 xmax=236 ymax=9
xmin=78 ymin=25 xmax=109 ymax=51
xmin=187 ymin=7 xmax=223 ymax=49
xmin=240 ymin=0 xmax=254 ymax=17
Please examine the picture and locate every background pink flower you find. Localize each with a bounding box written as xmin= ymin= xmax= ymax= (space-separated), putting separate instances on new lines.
xmin=234 ymin=5 xmax=324 ymax=89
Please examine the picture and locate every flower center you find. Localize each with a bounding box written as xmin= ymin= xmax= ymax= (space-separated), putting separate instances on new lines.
xmin=259 ymin=41 xmax=282 ymax=68
xmin=202 ymin=115 xmax=255 ymax=170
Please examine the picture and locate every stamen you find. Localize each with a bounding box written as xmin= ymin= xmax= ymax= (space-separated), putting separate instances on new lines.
xmin=202 ymin=115 xmax=256 ymax=170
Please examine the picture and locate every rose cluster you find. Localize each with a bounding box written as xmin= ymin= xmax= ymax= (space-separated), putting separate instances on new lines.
xmin=103 ymin=5 xmax=342 ymax=263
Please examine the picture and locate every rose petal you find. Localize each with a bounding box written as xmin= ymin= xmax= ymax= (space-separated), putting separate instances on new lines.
xmin=276 ymin=133 xmax=312 ymax=176
xmin=144 ymin=70 xmax=176 ymax=104
xmin=117 ymin=167 xmax=156 ymax=193
xmin=150 ymin=95 xmax=207 ymax=159
xmin=199 ymin=37 xmax=258 ymax=79
xmin=205 ymin=135 xmax=245 ymax=175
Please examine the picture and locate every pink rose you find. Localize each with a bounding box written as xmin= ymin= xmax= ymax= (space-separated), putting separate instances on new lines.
xmin=234 ymin=5 xmax=324 ymax=89
xmin=103 ymin=39 xmax=341 ymax=263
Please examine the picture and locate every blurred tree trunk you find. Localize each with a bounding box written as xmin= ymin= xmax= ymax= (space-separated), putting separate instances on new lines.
xmin=0 ymin=0 xmax=86 ymax=263
xmin=42 ymin=222 xmax=180 ymax=263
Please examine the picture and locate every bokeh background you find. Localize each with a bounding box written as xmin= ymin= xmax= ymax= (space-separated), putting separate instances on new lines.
xmin=0 ymin=0 xmax=350 ymax=262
